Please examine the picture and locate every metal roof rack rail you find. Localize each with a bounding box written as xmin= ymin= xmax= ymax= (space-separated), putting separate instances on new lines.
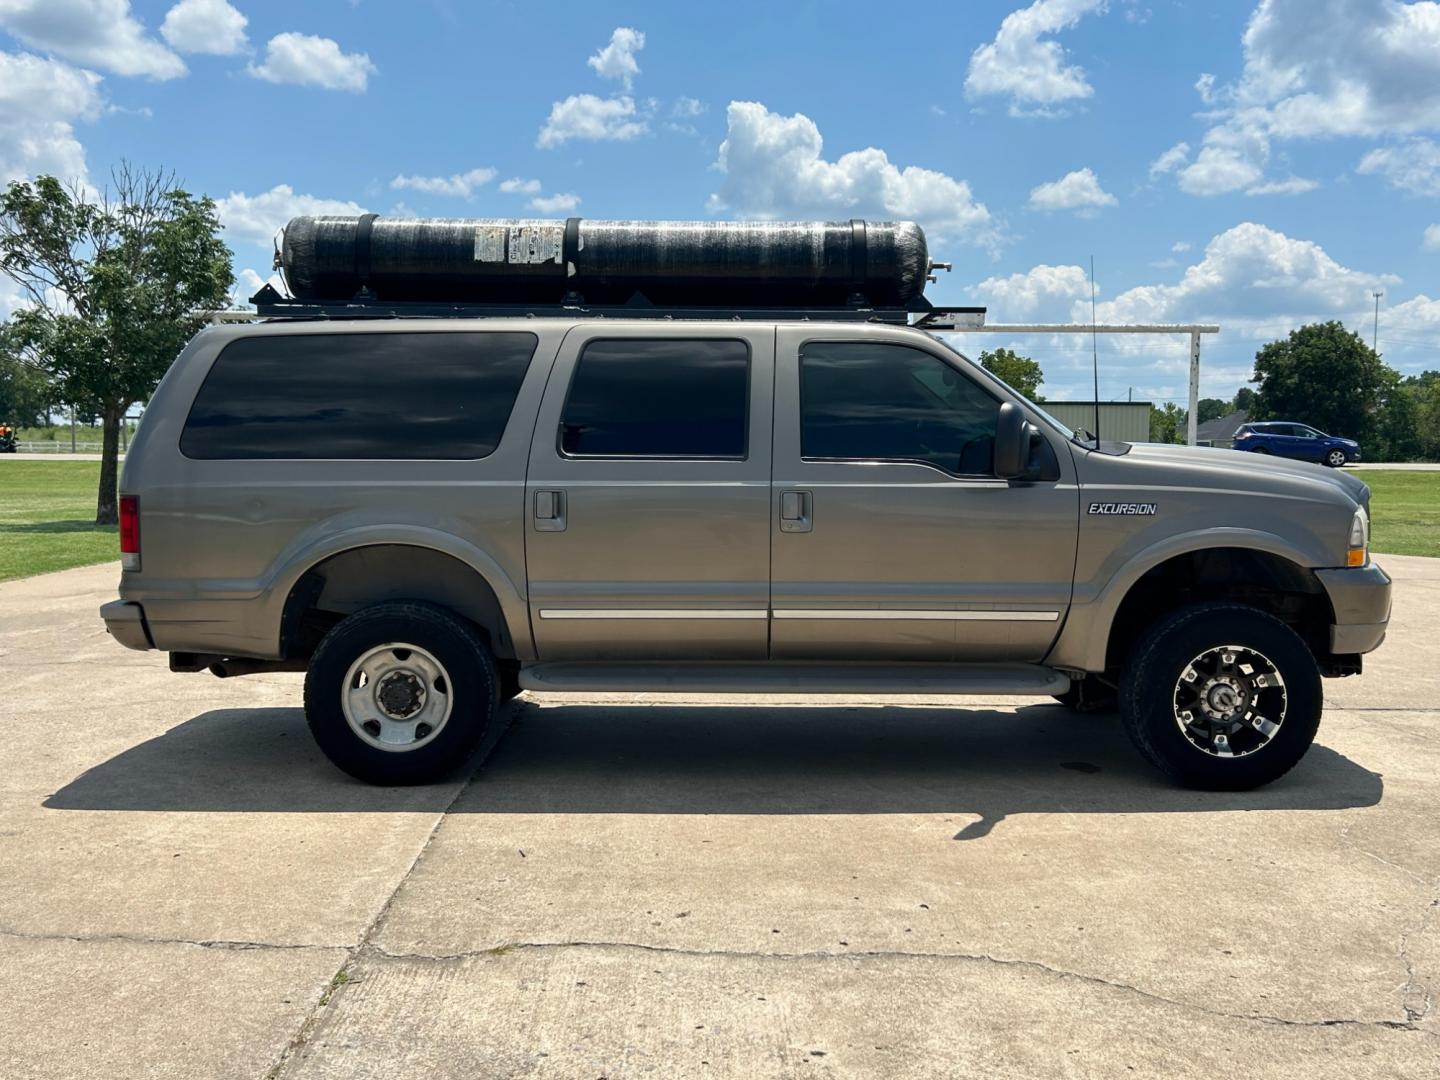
xmin=249 ymin=284 xmax=987 ymax=328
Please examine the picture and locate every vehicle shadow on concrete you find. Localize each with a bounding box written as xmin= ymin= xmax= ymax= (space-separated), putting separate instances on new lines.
xmin=45 ymin=700 xmax=1383 ymax=837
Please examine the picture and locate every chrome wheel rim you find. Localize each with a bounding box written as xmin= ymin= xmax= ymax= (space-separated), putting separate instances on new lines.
xmin=341 ymin=642 xmax=453 ymax=753
xmin=1328 ymin=450 xmax=1345 ymax=467
xmin=1172 ymin=644 xmax=1287 ymax=758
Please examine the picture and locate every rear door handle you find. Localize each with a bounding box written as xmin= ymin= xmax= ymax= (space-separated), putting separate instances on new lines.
xmin=534 ymin=489 xmax=566 ymax=532
xmin=779 ymin=489 xmax=812 ymax=533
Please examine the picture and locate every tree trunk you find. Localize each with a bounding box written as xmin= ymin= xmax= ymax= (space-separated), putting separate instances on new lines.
xmin=96 ymin=403 xmax=122 ymax=526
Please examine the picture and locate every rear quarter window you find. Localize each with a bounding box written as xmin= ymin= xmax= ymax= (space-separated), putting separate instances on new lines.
xmin=180 ymin=331 xmax=537 ymax=460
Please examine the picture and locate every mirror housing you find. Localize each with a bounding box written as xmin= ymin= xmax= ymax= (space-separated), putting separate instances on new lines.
xmin=994 ymin=401 xmax=1029 ymax=479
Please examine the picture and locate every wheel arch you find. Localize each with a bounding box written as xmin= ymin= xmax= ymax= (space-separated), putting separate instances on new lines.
xmin=277 ymin=539 xmax=527 ymax=662
xmin=1051 ymin=531 xmax=1335 ymax=675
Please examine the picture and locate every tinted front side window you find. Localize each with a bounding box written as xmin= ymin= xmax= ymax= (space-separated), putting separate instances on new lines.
xmin=561 ymin=339 xmax=749 ymax=458
xmin=181 ymin=332 xmax=537 ymax=460
xmin=800 ymin=341 xmax=999 ymax=475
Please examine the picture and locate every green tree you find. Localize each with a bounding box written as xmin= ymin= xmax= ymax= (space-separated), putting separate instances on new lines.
xmin=1196 ymin=397 xmax=1229 ymax=424
xmin=1251 ymin=322 xmax=1395 ymax=445
xmin=1149 ymin=402 xmax=1187 ymax=444
xmin=0 ymin=169 xmax=232 ymax=523
xmin=1398 ymin=371 xmax=1440 ymax=462
xmin=979 ymin=347 xmax=1044 ymax=401
xmin=1374 ymin=382 xmax=1423 ymax=462
xmin=0 ymin=322 xmax=56 ymax=427
xmin=1232 ymin=386 xmax=1257 ymax=413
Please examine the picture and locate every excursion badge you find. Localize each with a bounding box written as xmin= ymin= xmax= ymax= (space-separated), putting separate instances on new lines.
xmin=1088 ymin=502 xmax=1157 ymax=516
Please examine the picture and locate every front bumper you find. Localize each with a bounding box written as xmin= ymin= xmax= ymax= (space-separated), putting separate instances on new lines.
xmin=100 ymin=599 xmax=155 ymax=651
xmin=1315 ymin=561 xmax=1391 ymax=655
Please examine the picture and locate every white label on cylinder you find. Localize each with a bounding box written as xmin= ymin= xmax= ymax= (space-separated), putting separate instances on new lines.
xmin=508 ymin=225 xmax=563 ymax=264
xmin=474 ymin=226 xmax=506 ymax=262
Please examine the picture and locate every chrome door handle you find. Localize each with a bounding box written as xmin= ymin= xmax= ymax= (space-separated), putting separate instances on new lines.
xmin=534 ymin=489 xmax=566 ymax=532
xmin=779 ymin=489 xmax=812 ymax=533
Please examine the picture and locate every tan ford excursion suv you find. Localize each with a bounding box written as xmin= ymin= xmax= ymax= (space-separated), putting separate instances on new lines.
xmin=100 ymin=217 xmax=1390 ymax=790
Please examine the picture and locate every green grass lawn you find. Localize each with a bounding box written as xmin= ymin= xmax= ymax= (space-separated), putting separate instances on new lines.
xmin=0 ymin=460 xmax=1436 ymax=584
xmin=1362 ymin=470 xmax=1440 ymax=558
xmin=0 ymin=460 xmax=117 ymax=582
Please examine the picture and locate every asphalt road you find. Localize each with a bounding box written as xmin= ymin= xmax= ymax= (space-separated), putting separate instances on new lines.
xmin=2 ymin=558 xmax=1437 ymax=1079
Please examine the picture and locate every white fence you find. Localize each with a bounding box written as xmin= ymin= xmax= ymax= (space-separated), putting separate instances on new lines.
xmin=14 ymin=441 xmax=109 ymax=453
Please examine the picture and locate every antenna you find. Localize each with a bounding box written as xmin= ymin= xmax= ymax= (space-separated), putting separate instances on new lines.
xmin=1090 ymin=255 xmax=1100 ymax=443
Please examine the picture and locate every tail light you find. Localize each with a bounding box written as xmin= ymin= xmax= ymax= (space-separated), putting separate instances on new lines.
xmin=1234 ymin=430 xmax=1251 ymax=440
xmin=119 ymin=495 xmax=140 ymax=571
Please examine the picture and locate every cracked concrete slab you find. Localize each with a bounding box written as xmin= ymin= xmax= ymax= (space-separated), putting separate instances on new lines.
xmin=0 ymin=933 xmax=346 ymax=1080
xmin=283 ymin=944 xmax=1436 ymax=1080
xmin=366 ymin=698 xmax=1435 ymax=1028
xmin=2 ymin=556 xmax=1437 ymax=1078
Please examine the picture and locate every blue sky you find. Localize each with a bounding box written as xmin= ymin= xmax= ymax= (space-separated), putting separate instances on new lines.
xmin=2 ymin=0 xmax=1438 ymax=404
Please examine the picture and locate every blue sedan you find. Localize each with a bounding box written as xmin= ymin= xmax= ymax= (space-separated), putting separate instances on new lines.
xmin=1233 ymin=421 xmax=1361 ymax=467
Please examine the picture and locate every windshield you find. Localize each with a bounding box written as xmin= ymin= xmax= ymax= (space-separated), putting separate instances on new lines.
xmin=928 ymin=332 xmax=1077 ymax=439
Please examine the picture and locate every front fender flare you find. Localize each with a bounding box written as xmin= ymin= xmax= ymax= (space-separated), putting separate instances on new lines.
xmin=1047 ymin=527 xmax=1326 ymax=673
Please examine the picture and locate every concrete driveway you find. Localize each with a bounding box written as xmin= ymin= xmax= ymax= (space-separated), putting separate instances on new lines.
xmin=2 ymin=558 xmax=1436 ymax=1079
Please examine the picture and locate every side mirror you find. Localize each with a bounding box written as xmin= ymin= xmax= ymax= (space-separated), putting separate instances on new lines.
xmin=994 ymin=401 xmax=1029 ymax=479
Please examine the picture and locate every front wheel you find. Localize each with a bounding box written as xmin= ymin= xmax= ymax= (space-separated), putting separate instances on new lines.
xmin=304 ymin=601 xmax=498 ymax=784
xmin=1119 ymin=603 xmax=1321 ymax=790
xmin=1326 ymin=449 xmax=1347 ymax=468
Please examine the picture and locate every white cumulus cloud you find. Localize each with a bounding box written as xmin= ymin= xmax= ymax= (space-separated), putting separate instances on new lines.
xmin=389 ymin=167 xmax=496 ymax=198
xmin=1357 ymin=138 xmax=1440 ymax=196
xmin=160 ymin=0 xmax=247 ymax=56
xmin=971 ymin=264 xmax=1092 ymax=319
xmin=1094 ymin=222 xmax=1398 ymax=331
xmin=587 ymin=27 xmax=644 ymax=90
xmin=1149 ymin=141 xmax=1190 ymax=178
xmin=537 ymin=93 xmax=646 ymax=147
xmin=1425 ymin=224 xmax=1440 ymax=252
xmin=216 ymin=184 xmax=367 ymax=247
xmin=499 ymin=177 xmax=541 ymax=195
xmin=1245 ymin=176 xmax=1319 ymax=196
xmin=0 ymin=0 xmax=186 ymax=80
xmin=0 ymin=51 xmax=102 ymax=185
xmin=1027 ymin=167 xmax=1116 ymax=213
xmin=249 ymin=32 xmax=376 ymax=93
xmin=529 ymin=192 xmax=581 ymax=214
xmin=964 ymin=0 xmax=1105 ymax=117
xmin=707 ymin=101 xmax=994 ymax=246
xmin=1172 ymin=0 xmax=1440 ymax=197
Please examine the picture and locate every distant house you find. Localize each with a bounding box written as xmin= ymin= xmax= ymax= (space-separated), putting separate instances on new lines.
xmin=1197 ymin=410 xmax=1250 ymax=448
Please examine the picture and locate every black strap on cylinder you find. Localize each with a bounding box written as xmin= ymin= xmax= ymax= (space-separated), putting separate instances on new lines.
xmin=848 ymin=218 xmax=868 ymax=295
xmin=353 ymin=213 xmax=379 ymax=293
xmin=563 ymin=216 xmax=583 ymax=271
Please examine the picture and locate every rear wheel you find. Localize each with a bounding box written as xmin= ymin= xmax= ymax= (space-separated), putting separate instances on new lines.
xmin=304 ymin=601 xmax=497 ymax=784
xmin=1119 ymin=603 xmax=1321 ymax=790
xmin=1326 ymin=449 xmax=1347 ymax=468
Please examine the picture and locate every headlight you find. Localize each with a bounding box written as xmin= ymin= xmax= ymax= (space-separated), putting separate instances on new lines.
xmin=1347 ymin=508 xmax=1369 ymax=567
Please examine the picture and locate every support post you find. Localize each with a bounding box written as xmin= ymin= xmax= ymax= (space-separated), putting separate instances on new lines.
xmin=1187 ymin=330 xmax=1201 ymax=447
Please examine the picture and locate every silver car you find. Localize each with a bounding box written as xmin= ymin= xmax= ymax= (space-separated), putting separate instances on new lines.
xmin=102 ymin=317 xmax=1391 ymax=789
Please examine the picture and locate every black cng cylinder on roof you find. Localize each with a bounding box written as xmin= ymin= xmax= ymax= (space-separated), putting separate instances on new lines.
xmin=280 ymin=215 xmax=931 ymax=307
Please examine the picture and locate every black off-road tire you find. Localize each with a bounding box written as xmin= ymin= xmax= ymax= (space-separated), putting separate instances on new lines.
xmin=497 ymin=664 xmax=523 ymax=704
xmin=304 ymin=601 xmax=497 ymax=785
xmin=1119 ymin=602 xmax=1322 ymax=790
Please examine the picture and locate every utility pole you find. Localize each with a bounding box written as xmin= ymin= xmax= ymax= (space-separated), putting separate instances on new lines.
xmin=1372 ymin=290 xmax=1383 ymax=354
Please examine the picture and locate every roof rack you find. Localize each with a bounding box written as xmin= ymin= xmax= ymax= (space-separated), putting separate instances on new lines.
xmin=249 ymin=284 xmax=986 ymax=329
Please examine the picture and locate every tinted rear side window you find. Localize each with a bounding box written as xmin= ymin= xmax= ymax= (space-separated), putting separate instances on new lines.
xmin=560 ymin=339 xmax=749 ymax=458
xmin=181 ymin=332 xmax=537 ymax=460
